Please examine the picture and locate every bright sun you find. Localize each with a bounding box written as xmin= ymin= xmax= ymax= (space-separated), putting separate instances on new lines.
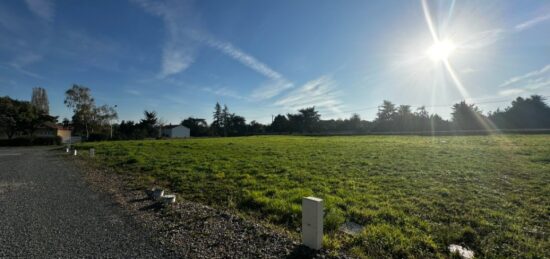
xmin=426 ymin=39 xmax=456 ymax=62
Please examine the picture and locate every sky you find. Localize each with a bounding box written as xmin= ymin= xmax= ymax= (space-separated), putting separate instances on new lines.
xmin=0 ymin=0 xmax=549 ymax=124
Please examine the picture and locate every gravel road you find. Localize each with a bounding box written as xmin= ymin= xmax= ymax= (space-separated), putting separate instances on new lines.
xmin=0 ymin=147 xmax=176 ymax=258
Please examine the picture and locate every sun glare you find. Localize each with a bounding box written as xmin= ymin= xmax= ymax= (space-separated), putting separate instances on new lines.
xmin=426 ymin=39 xmax=456 ymax=62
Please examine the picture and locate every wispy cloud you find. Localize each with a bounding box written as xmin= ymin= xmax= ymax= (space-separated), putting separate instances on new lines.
xmin=24 ymin=0 xmax=55 ymax=22
xmin=200 ymin=36 xmax=294 ymax=100
xmin=498 ymin=64 xmax=550 ymax=98
xmin=202 ymin=86 xmax=246 ymax=100
xmin=515 ymin=13 xmax=550 ymax=31
xmin=274 ymin=75 xmax=343 ymax=114
xmin=125 ymin=89 xmax=142 ymax=96
xmin=459 ymin=12 xmax=550 ymax=51
xmin=132 ymin=0 xmax=292 ymax=99
xmin=498 ymin=88 xmax=525 ymax=96
xmin=131 ymin=0 xmax=199 ymax=78
xmin=499 ymin=64 xmax=550 ymax=88
xmin=459 ymin=29 xmax=505 ymax=50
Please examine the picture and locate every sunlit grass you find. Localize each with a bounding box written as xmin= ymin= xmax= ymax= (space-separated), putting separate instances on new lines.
xmin=78 ymin=135 xmax=549 ymax=258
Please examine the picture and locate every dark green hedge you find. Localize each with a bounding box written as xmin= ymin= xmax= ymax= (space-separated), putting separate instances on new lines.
xmin=0 ymin=136 xmax=62 ymax=146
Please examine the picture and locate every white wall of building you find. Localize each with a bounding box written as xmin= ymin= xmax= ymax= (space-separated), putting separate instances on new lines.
xmin=163 ymin=125 xmax=190 ymax=138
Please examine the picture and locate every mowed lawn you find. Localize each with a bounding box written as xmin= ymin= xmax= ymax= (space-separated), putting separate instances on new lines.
xmin=77 ymin=135 xmax=549 ymax=258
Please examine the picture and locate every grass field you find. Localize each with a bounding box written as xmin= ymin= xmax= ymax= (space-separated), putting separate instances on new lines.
xmin=77 ymin=135 xmax=549 ymax=258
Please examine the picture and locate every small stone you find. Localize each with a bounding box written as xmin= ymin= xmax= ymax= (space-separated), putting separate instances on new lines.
xmin=448 ymin=244 xmax=474 ymax=259
xmin=339 ymin=221 xmax=363 ymax=236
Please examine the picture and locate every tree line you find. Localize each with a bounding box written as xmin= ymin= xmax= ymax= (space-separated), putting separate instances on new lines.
xmin=108 ymin=95 xmax=550 ymax=139
xmin=2 ymin=83 xmax=550 ymax=141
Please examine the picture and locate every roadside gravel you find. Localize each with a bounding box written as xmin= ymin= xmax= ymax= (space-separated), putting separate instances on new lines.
xmin=0 ymin=147 xmax=177 ymax=258
xmin=78 ymin=150 xmax=351 ymax=259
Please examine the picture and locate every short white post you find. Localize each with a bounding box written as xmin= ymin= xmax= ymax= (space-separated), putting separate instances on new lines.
xmin=302 ymin=196 xmax=323 ymax=250
xmin=66 ymin=147 xmax=70 ymax=153
xmin=152 ymin=189 xmax=164 ymax=200
xmin=162 ymin=194 xmax=176 ymax=204
xmin=89 ymin=148 xmax=95 ymax=157
xmin=73 ymin=149 xmax=77 ymax=156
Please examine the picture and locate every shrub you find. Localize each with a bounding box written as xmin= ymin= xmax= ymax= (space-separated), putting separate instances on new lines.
xmin=0 ymin=136 xmax=61 ymax=146
xmin=87 ymin=133 xmax=110 ymax=142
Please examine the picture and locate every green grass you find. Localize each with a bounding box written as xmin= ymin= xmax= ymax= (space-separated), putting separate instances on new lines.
xmin=77 ymin=135 xmax=550 ymax=258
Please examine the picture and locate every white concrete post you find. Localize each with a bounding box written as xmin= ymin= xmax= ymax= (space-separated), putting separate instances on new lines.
xmin=162 ymin=194 xmax=176 ymax=204
xmin=152 ymin=189 xmax=164 ymax=200
xmin=66 ymin=147 xmax=70 ymax=153
xmin=73 ymin=149 xmax=77 ymax=156
xmin=302 ymin=196 xmax=323 ymax=250
xmin=89 ymin=148 xmax=95 ymax=157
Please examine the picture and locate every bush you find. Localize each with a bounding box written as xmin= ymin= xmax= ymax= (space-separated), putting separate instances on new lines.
xmin=87 ymin=133 xmax=110 ymax=142
xmin=0 ymin=136 xmax=62 ymax=146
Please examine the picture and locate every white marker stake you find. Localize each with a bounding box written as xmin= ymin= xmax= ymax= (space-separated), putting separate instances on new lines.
xmin=89 ymin=148 xmax=95 ymax=157
xmin=66 ymin=147 xmax=69 ymax=153
xmin=73 ymin=150 xmax=77 ymax=156
xmin=302 ymin=197 xmax=323 ymax=250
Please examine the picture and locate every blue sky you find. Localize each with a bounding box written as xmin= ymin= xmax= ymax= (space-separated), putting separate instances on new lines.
xmin=1 ymin=0 xmax=549 ymax=124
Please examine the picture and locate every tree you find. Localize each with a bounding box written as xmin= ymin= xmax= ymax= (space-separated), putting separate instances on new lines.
xmin=212 ymin=102 xmax=223 ymax=136
xmin=0 ymin=96 xmax=56 ymax=138
xmin=64 ymin=85 xmax=95 ymax=138
xmin=222 ymin=105 xmax=230 ymax=137
xmin=0 ymin=97 xmax=19 ymax=139
xmin=31 ymin=87 xmax=49 ymax=114
xmin=298 ymin=107 xmax=321 ymax=133
xmin=248 ymin=120 xmax=265 ymax=134
xmin=181 ymin=117 xmax=209 ymax=136
xmin=395 ymin=105 xmax=413 ymax=131
xmin=374 ymin=100 xmax=397 ymax=131
xmin=489 ymin=95 xmax=550 ymax=129
xmin=270 ymin=114 xmax=289 ymax=133
xmin=226 ymin=114 xmax=247 ymax=136
xmin=95 ymin=105 xmax=118 ymax=138
xmin=451 ymin=101 xmax=486 ymax=130
xmin=139 ymin=110 xmax=159 ymax=138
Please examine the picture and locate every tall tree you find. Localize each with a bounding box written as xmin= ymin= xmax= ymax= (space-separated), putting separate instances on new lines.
xmin=212 ymin=102 xmax=223 ymax=136
xmin=64 ymin=85 xmax=95 ymax=138
xmin=298 ymin=107 xmax=321 ymax=133
xmin=140 ymin=110 xmax=159 ymax=138
xmin=451 ymin=101 xmax=486 ymax=130
xmin=31 ymin=87 xmax=49 ymax=114
xmin=374 ymin=100 xmax=397 ymax=131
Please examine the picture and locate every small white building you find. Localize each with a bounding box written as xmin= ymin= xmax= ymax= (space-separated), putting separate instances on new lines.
xmin=161 ymin=125 xmax=190 ymax=138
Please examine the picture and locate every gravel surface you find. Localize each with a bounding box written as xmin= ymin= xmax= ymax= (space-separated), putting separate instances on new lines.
xmin=79 ymin=150 xmax=351 ymax=259
xmin=0 ymin=146 xmax=350 ymax=258
xmin=0 ymin=147 xmax=177 ymax=258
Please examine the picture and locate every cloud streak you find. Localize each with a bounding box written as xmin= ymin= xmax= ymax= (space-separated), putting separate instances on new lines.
xmin=515 ymin=13 xmax=550 ymax=31
xmin=499 ymin=64 xmax=550 ymax=88
xmin=24 ymin=0 xmax=55 ymax=22
xmin=131 ymin=0 xmax=199 ymax=78
xmin=132 ymin=0 xmax=292 ymax=100
xmin=274 ymin=75 xmax=343 ymax=114
xmin=498 ymin=64 xmax=550 ymax=97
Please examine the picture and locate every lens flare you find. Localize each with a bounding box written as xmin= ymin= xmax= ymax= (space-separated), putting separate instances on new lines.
xmin=427 ymin=40 xmax=456 ymax=61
